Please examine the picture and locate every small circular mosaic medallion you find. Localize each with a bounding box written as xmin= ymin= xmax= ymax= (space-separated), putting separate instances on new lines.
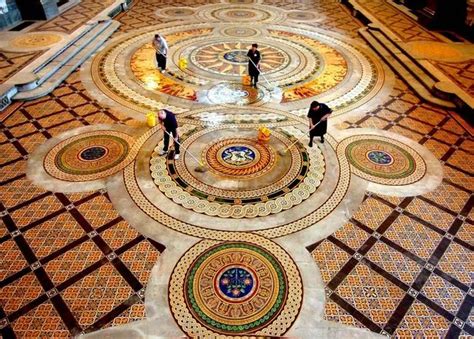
xmin=366 ymin=150 xmax=393 ymax=166
xmin=160 ymin=7 xmax=194 ymax=16
xmin=223 ymin=50 xmax=249 ymax=64
xmin=44 ymin=131 xmax=135 ymax=182
xmin=169 ymin=237 xmax=302 ymax=336
xmin=339 ymin=135 xmax=426 ymax=185
xmin=10 ymin=32 xmax=63 ymax=50
xmin=206 ymin=83 xmax=265 ymax=106
xmin=208 ymin=7 xmax=273 ymax=22
xmin=79 ymin=146 xmax=108 ymax=161
xmin=221 ymin=145 xmax=256 ymax=166
xmin=221 ymin=27 xmax=259 ymax=37
xmin=287 ymin=11 xmax=317 ymax=21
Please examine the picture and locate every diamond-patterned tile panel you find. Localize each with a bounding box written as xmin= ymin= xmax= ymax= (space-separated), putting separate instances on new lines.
xmin=455 ymin=222 xmax=473 ymax=247
xmin=447 ymin=149 xmax=474 ymax=174
xmin=333 ymin=222 xmax=371 ymax=250
xmin=104 ymin=301 xmax=146 ymax=328
xmin=421 ymin=273 xmax=466 ymax=314
xmin=0 ymin=142 xmax=21 ymax=165
xmin=408 ymin=106 xmax=445 ymax=126
xmin=365 ymin=241 xmax=422 ymax=285
xmin=422 ymin=182 xmax=470 ymax=213
xmin=383 ymin=215 xmax=443 ymax=261
xmin=0 ymin=160 xmax=26 ymax=184
xmin=61 ymin=263 xmax=135 ymax=328
xmin=23 ymin=100 xmax=65 ymax=119
xmin=436 ymin=242 xmax=473 ymax=287
xmin=432 ymin=129 xmax=461 ymax=145
xmin=311 ymin=240 xmax=352 ymax=284
xmin=398 ymin=117 xmax=433 ymax=134
xmin=100 ymin=220 xmax=140 ymax=251
xmin=0 ymin=272 xmax=44 ymax=314
xmin=405 ymin=198 xmax=455 ymax=231
xmin=352 ymin=197 xmax=393 ymax=230
xmin=10 ymin=195 xmax=63 ymax=229
xmin=0 ymin=239 xmax=29 ymax=281
xmin=43 ymin=240 xmax=103 ymax=286
xmin=386 ymin=125 xmax=424 ymax=142
xmin=19 ymin=133 xmax=48 ymax=155
xmin=0 ymin=177 xmax=47 ymax=210
xmin=23 ymin=213 xmax=86 ymax=259
xmin=443 ymin=165 xmax=474 ymax=191
xmin=119 ymin=240 xmax=160 ymax=286
xmin=335 ymin=263 xmax=405 ymax=327
xmin=394 ymin=300 xmax=450 ymax=338
xmin=423 ymin=139 xmax=450 ymax=160
xmin=324 ymin=298 xmax=366 ymax=329
xmin=75 ymin=195 xmax=120 ymax=229
xmin=10 ymin=301 xmax=69 ymax=338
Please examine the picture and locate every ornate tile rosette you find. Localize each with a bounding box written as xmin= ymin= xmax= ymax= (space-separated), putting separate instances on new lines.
xmin=43 ymin=131 xmax=134 ymax=182
xmin=169 ymin=236 xmax=302 ymax=337
xmin=150 ymin=126 xmax=325 ymax=218
xmin=339 ymin=135 xmax=427 ymax=185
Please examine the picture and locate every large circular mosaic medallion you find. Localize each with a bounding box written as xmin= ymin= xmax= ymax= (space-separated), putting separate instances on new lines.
xmin=10 ymin=32 xmax=63 ymax=50
xmin=44 ymin=131 xmax=135 ymax=182
xmin=150 ymin=126 xmax=325 ymax=218
xmin=205 ymin=83 xmax=266 ymax=106
xmin=339 ymin=135 xmax=427 ymax=185
xmin=169 ymin=237 xmax=302 ymax=336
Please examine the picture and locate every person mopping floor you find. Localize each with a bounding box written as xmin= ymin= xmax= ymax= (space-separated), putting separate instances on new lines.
xmin=157 ymin=109 xmax=180 ymax=160
xmin=307 ymin=101 xmax=332 ymax=146
xmin=153 ymin=33 xmax=168 ymax=73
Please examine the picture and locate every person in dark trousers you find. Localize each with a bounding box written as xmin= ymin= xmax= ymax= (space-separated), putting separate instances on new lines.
xmin=247 ymin=43 xmax=261 ymax=88
xmin=158 ymin=109 xmax=180 ymax=160
xmin=307 ymin=101 xmax=332 ymax=147
xmin=153 ymin=34 xmax=168 ymax=73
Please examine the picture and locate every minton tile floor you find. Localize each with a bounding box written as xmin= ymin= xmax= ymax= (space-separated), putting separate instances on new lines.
xmin=0 ymin=0 xmax=473 ymax=338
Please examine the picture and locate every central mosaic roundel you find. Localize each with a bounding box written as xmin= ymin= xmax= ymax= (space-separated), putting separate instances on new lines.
xmin=169 ymin=238 xmax=303 ymax=336
xmin=150 ymin=127 xmax=325 ymax=218
xmin=79 ymin=146 xmax=108 ymax=161
xmin=222 ymin=50 xmax=249 ymax=63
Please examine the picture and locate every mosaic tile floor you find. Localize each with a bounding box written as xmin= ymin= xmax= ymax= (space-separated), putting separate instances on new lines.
xmin=0 ymin=0 xmax=473 ymax=338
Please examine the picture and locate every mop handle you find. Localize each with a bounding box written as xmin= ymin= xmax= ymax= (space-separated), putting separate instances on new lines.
xmin=247 ymin=57 xmax=272 ymax=88
xmin=163 ymin=130 xmax=203 ymax=166
xmin=283 ymin=120 xmax=323 ymax=152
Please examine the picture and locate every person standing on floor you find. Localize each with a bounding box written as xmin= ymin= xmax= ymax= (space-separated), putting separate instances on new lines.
xmin=307 ymin=101 xmax=332 ymax=147
xmin=247 ymin=43 xmax=261 ymax=88
xmin=153 ymin=34 xmax=168 ymax=73
xmin=157 ymin=109 xmax=180 ymax=160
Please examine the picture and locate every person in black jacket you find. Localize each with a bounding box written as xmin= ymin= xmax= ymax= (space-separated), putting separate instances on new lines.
xmin=157 ymin=109 xmax=180 ymax=160
xmin=247 ymin=43 xmax=261 ymax=88
xmin=307 ymin=101 xmax=332 ymax=146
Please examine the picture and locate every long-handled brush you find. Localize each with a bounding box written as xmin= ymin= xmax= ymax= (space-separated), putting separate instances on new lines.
xmin=278 ymin=121 xmax=322 ymax=156
xmin=163 ymin=130 xmax=207 ymax=173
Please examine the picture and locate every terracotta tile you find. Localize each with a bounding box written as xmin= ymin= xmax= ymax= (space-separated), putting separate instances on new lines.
xmin=10 ymin=122 xmax=38 ymax=138
xmin=352 ymin=197 xmax=393 ymax=230
xmin=408 ymin=106 xmax=445 ymax=126
xmin=58 ymin=93 xmax=89 ymax=108
xmin=405 ymin=198 xmax=455 ymax=231
xmin=0 ymin=177 xmax=47 ymax=210
xmin=333 ymin=222 xmax=371 ymax=250
xmin=311 ymin=240 xmax=352 ymax=284
xmin=119 ymin=240 xmax=160 ymax=286
xmin=44 ymin=240 xmax=103 ymax=286
xmin=447 ymin=149 xmax=474 ymax=174
xmin=10 ymin=300 xmax=69 ymax=338
xmin=10 ymin=195 xmax=64 ymax=228
xmin=386 ymin=125 xmax=424 ymax=142
xmin=0 ymin=239 xmax=29 ymax=281
xmin=423 ymin=139 xmax=450 ymax=160
xmin=24 ymin=100 xmax=65 ymax=119
xmin=0 ymin=159 xmax=26 ymax=183
xmin=0 ymin=272 xmax=43 ymax=314
xmin=0 ymin=142 xmax=21 ymax=165
xmin=432 ymin=129 xmax=461 ymax=145
xmin=20 ymin=132 xmax=48 ymax=155
xmin=23 ymin=212 xmax=86 ymax=259
xmin=365 ymin=241 xmax=422 ymax=285
xmin=421 ymin=273 xmax=465 ymax=314
xmin=335 ymin=263 xmax=405 ymax=328
xmin=358 ymin=116 xmax=390 ymax=129
xmin=384 ymin=215 xmax=443 ymax=261
xmin=75 ymin=195 xmax=120 ymax=228
xmin=436 ymin=242 xmax=473 ymax=287
xmin=398 ymin=117 xmax=433 ymax=134
xmin=61 ymin=263 xmax=135 ymax=328
xmin=101 ymin=220 xmax=140 ymax=251
xmin=394 ymin=300 xmax=450 ymax=338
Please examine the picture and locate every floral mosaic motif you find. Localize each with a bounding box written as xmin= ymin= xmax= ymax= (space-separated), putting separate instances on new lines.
xmin=221 ymin=146 xmax=257 ymax=166
xmin=366 ymin=150 xmax=393 ymax=165
xmin=218 ymin=267 xmax=256 ymax=300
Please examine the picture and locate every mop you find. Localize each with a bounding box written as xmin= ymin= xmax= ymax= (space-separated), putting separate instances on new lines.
xmin=278 ymin=120 xmax=323 ymax=156
xmin=163 ymin=130 xmax=207 ymax=173
xmin=247 ymin=57 xmax=282 ymax=99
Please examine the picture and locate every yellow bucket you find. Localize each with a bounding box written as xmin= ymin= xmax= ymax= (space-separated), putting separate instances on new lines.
xmin=178 ymin=57 xmax=188 ymax=71
xmin=146 ymin=112 xmax=157 ymax=127
xmin=257 ymin=126 xmax=271 ymax=143
xmin=242 ymin=75 xmax=251 ymax=86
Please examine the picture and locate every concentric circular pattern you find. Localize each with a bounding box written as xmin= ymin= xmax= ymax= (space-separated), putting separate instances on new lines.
xmin=221 ymin=27 xmax=259 ymax=37
xmin=169 ymin=237 xmax=302 ymax=336
xmin=10 ymin=32 xmax=62 ymax=49
xmin=206 ymin=83 xmax=266 ymax=106
xmin=339 ymin=135 xmax=427 ymax=185
xmin=150 ymin=126 xmax=325 ymax=218
xmin=44 ymin=131 xmax=134 ymax=182
xmin=158 ymin=7 xmax=194 ymax=17
xmin=191 ymin=42 xmax=289 ymax=76
xmin=204 ymin=138 xmax=274 ymax=178
xmin=287 ymin=11 xmax=318 ymax=21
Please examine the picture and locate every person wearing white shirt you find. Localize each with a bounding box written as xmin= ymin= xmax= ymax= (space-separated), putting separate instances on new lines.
xmin=153 ymin=34 xmax=169 ymax=73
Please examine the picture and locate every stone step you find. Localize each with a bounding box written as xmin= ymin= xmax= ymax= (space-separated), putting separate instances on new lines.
xmin=359 ymin=27 xmax=455 ymax=109
xmin=14 ymin=21 xmax=120 ymax=100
